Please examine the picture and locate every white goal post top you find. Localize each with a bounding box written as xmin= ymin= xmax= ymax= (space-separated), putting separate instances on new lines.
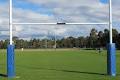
xmin=9 ymin=0 xmax=113 ymax=45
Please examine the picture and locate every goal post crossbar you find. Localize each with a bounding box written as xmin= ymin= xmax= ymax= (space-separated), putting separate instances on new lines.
xmin=12 ymin=22 xmax=109 ymax=25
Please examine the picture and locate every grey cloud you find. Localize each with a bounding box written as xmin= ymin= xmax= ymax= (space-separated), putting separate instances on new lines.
xmin=0 ymin=0 xmax=120 ymax=40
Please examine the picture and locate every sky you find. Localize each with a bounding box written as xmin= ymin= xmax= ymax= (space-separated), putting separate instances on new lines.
xmin=0 ymin=0 xmax=120 ymax=40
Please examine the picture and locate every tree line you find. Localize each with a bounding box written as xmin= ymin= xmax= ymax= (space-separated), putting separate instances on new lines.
xmin=0 ymin=28 xmax=120 ymax=49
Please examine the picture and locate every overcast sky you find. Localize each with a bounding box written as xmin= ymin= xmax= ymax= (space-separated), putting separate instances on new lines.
xmin=0 ymin=0 xmax=120 ymax=40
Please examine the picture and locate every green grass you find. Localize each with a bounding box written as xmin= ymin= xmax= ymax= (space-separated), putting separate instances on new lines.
xmin=0 ymin=49 xmax=120 ymax=80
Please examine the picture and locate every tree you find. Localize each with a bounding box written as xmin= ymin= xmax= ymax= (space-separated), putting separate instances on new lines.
xmin=98 ymin=31 xmax=104 ymax=47
xmin=0 ymin=28 xmax=120 ymax=50
xmin=77 ymin=37 xmax=85 ymax=48
xmin=89 ymin=28 xmax=98 ymax=48
xmin=102 ymin=29 xmax=109 ymax=47
xmin=112 ymin=29 xmax=119 ymax=43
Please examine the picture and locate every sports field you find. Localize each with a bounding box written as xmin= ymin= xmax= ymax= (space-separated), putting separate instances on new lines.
xmin=0 ymin=49 xmax=120 ymax=80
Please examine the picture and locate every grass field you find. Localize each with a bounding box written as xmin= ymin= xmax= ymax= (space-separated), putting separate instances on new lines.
xmin=0 ymin=49 xmax=120 ymax=80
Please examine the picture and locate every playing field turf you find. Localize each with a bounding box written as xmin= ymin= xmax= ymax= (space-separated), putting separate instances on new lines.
xmin=0 ymin=49 xmax=120 ymax=80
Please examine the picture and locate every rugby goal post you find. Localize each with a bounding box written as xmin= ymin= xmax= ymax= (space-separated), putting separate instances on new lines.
xmin=7 ymin=0 xmax=116 ymax=78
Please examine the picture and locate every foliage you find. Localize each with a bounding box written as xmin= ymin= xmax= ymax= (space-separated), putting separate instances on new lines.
xmin=0 ymin=28 xmax=120 ymax=49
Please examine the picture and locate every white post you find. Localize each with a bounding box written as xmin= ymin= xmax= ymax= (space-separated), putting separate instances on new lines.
xmin=109 ymin=0 xmax=113 ymax=44
xmin=9 ymin=0 xmax=13 ymax=45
